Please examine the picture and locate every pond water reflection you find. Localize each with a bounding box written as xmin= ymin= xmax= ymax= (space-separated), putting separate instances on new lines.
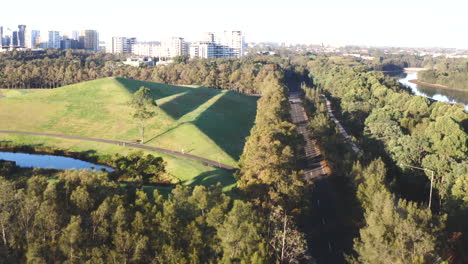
xmin=0 ymin=152 xmax=114 ymax=171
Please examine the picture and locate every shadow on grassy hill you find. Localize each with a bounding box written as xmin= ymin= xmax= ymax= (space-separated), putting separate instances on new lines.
xmin=184 ymin=168 xmax=236 ymax=190
xmin=116 ymin=78 xmax=258 ymax=162
xmin=193 ymin=91 xmax=258 ymax=160
xmin=115 ymin=77 xmax=193 ymax=100
xmin=158 ymin=88 xmax=218 ymax=120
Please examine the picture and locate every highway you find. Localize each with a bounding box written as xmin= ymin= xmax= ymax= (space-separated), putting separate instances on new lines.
xmin=289 ymin=91 xmax=345 ymax=264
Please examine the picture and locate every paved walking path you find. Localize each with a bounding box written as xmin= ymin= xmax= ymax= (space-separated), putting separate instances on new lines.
xmin=323 ymin=95 xmax=361 ymax=153
xmin=0 ymin=130 xmax=236 ymax=170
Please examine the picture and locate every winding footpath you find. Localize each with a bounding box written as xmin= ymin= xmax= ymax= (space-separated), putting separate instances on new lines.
xmin=0 ymin=130 xmax=236 ymax=170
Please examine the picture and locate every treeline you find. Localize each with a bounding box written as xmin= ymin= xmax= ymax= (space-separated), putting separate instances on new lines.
xmin=0 ymin=49 xmax=289 ymax=94
xmin=371 ymin=54 xmax=426 ymax=72
xmin=0 ymin=50 xmax=123 ymax=88
xmin=236 ymin=69 xmax=311 ymax=261
xmin=418 ymin=58 xmax=468 ymax=90
xmin=302 ymin=56 xmax=467 ymax=263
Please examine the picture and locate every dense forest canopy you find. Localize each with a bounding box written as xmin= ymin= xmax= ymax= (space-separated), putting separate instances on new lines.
xmin=418 ymin=58 xmax=468 ymax=90
xmin=300 ymin=55 xmax=467 ymax=263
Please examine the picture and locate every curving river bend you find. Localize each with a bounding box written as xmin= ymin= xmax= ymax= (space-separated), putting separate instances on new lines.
xmin=399 ymin=73 xmax=468 ymax=110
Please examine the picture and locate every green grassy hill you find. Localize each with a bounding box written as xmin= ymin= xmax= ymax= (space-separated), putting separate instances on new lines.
xmin=0 ymin=78 xmax=258 ymax=188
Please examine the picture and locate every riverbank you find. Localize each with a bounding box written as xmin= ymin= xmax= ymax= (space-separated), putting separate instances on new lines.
xmin=404 ymin=67 xmax=426 ymax=73
xmin=408 ymin=80 xmax=467 ymax=92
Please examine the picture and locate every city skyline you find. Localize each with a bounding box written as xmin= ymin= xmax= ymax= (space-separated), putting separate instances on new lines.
xmin=1 ymin=0 xmax=468 ymax=49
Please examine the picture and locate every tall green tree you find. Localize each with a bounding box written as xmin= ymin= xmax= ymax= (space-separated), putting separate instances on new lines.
xmin=128 ymin=86 xmax=157 ymax=144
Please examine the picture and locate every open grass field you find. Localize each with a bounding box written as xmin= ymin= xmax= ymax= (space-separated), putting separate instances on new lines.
xmin=0 ymin=77 xmax=258 ymax=189
xmin=0 ymin=88 xmax=42 ymax=97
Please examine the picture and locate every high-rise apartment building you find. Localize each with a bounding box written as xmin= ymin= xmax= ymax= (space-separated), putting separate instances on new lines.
xmin=131 ymin=42 xmax=161 ymax=57
xmin=25 ymin=30 xmax=40 ymax=48
xmin=12 ymin=31 xmax=18 ymax=47
xmin=218 ymin=30 xmax=244 ymax=57
xmin=82 ymin=30 xmax=99 ymax=51
xmin=109 ymin=37 xmax=136 ymax=54
xmin=160 ymin=37 xmax=186 ymax=58
xmin=3 ymin=36 xmax=11 ymax=47
xmin=48 ymin=31 xmax=61 ymax=49
xmin=71 ymin=31 xmax=80 ymax=40
xmin=18 ymin=25 xmax=26 ymax=48
xmin=0 ymin=26 xmax=3 ymax=46
xmin=190 ymin=30 xmax=244 ymax=59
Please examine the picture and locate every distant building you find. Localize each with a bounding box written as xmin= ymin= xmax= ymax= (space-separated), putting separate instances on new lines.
xmin=123 ymin=57 xmax=156 ymax=67
xmin=48 ymin=31 xmax=61 ymax=49
xmin=71 ymin=31 xmax=80 ymax=40
xmin=189 ymin=41 xmax=217 ymax=58
xmin=109 ymin=36 xmax=136 ymax=54
xmin=99 ymin=41 xmax=107 ymax=52
xmin=60 ymin=38 xmax=80 ymax=50
xmin=78 ymin=35 xmax=85 ymax=49
xmin=12 ymin=31 xmax=18 ymax=47
xmin=160 ymin=37 xmax=187 ymax=58
xmin=82 ymin=30 xmax=99 ymax=51
xmin=18 ymin=25 xmax=26 ymax=48
xmin=3 ymin=35 xmax=11 ymax=47
xmin=25 ymin=30 xmax=40 ymax=49
xmin=0 ymin=26 xmax=3 ymax=46
xmin=217 ymin=30 xmax=244 ymax=57
xmin=131 ymin=42 xmax=161 ymax=57
xmin=190 ymin=30 xmax=245 ymax=59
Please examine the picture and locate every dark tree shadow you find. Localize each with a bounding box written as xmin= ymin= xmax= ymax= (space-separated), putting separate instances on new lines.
xmin=158 ymin=87 xmax=218 ymax=120
xmin=117 ymin=77 xmax=258 ymax=162
xmin=192 ymin=91 xmax=258 ymax=160
xmin=115 ymin=77 xmax=193 ymax=100
xmin=184 ymin=168 xmax=236 ymax=190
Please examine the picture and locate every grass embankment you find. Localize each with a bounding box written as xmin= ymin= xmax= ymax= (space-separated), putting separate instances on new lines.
xmin=0 ymin=77 xmax=258 ymax=191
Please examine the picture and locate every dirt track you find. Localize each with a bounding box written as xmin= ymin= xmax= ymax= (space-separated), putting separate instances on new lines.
xmin=0 ymin=130 xmax=236 ymax=170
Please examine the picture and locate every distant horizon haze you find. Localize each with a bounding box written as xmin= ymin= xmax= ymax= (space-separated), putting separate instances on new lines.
xmin=2 ymin=0 xmax=467 ymax=49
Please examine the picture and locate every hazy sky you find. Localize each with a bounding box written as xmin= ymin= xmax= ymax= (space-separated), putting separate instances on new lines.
xmin=2 ymin=0 xmax=467 ymax=48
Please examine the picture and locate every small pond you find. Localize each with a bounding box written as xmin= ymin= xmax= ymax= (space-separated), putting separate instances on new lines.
xmin=0 ymin=152 xmax=114 ymax=172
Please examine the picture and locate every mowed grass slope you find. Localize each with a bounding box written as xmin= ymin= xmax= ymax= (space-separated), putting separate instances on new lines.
xmin=0 ymin=78 xmax=258 ymax=189
xmin=0 ymin=133 xmax=236 ymax=192
xmin=0 ymin=77 xmax=258 ymax=166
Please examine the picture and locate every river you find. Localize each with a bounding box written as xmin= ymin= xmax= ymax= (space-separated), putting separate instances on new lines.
xmin=0 ymin=152 xmax=114 ymax=171
xmin=398 ymin=73 xmax=468 ymax=110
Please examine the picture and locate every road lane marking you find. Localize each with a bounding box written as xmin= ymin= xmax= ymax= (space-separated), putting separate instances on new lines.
xmin=328 ymin=241 xmax=332 ymax=252
xmin=322 ymin=218 xmax=326 ymax=225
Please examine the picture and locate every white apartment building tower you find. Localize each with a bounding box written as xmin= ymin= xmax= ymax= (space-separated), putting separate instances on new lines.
xmin=160 ymin=37 xmax=186 ymax=58
xmin=218 ymin=30 xmax=244 ymax=58
xmin=131 ymin=42 xmax=161 ymax=57
xmin=109 ymin=37 xmax=136 ymax=54
xmin=190 ymin=30 xmax=244 ymax=59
